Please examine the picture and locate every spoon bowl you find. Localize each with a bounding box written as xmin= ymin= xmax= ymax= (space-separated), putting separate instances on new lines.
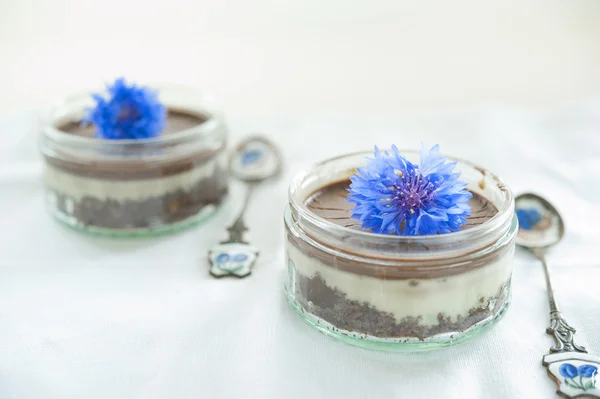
xmin=229 ymin=135 xmax=282 ymax=183
xmin=515 ymin=193 xmax=565 ymax=249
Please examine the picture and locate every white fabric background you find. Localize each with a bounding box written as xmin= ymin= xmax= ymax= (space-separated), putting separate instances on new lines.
xmin=2 ymin=0 xmax=600 ymax=116
xmin=0 ymin=105 xmax=600 ymax=399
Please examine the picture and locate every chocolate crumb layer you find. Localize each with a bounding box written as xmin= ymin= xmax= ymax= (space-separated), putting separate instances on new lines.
xmin=49 ymin=170 xmax=227 ymax=230
xmin=294 ymin=271 xmax=509 ymax=340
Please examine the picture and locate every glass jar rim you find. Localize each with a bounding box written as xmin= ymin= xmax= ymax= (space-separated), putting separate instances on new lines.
xmin=41 ymin=85 xmax=225 ymax=150
xmin=288 ymin=149 xmax=514 ymax=249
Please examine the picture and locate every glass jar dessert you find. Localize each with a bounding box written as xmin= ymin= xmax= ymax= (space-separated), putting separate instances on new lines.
xmin=284 ymin=151 xmax=517 ymax=351
xmin=40 ymin=86 xmax=228 ymax=236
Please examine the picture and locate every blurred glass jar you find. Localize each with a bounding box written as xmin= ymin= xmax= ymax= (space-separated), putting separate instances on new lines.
xmin=40 ymin=86 xmax=229 ymax=236
xmin=284 ymin=151 xmax=517 ymax=351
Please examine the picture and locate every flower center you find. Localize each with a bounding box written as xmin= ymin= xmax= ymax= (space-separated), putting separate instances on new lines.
xmin=118 ymin=104 xmax=140 ymax=122
xmin=391 ymin=169 xmax=435 ymax=213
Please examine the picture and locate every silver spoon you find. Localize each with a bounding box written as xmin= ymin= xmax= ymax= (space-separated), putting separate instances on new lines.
xmin=208 ymin=136 xmax=282 ymax=278
xmin=515 ymin=193 xmax=599 ymax=398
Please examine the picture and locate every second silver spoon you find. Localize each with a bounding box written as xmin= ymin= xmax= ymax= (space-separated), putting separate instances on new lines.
xmin=515 ymin=193 xmax=599 ymax=398
xmin=208 ymin=136 xmax=282 ymax=278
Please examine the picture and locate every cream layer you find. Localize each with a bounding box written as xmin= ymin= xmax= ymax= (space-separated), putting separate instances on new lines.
xmin=44 ymin=153 xmax=226 ymax=201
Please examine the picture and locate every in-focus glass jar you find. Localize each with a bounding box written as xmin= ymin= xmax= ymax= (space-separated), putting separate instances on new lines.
xmin=40 ymin=86 xmax=228 ymax=236
xmin=284 ymin=151 xmax=517 ymax=351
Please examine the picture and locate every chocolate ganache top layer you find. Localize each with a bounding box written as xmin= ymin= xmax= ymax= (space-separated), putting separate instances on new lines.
xmin=58 ymin=110 xmax=208 ymax=138
xmin=287 ymin=180 xmax=508 ymax=279
xmin=306 ymin=180 xmax=498 ymax=231
xmin=46 ymin=110 xmax=224 ymax=180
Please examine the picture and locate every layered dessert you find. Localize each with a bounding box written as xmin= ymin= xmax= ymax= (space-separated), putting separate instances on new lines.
xmin=41 ymin=82 xmax=228 ymax=235
xmin=285 ymin=150 xmax=516 ymax=349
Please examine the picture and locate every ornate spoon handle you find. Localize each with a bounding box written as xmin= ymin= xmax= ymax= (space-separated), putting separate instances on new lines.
xmin=221 ymin=184 xmax=254 ymax=245
xmin=208 ymin=184 xmax=259 ymax=278
xmin=532 ymin=249 xmax=600 ymax=398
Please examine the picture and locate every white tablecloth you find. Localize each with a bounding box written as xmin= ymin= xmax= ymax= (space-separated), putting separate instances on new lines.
xmin=1 ymin=105 xmax=599 ymax=399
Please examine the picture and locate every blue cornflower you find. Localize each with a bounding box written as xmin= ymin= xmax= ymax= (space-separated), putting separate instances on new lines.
xmin=84 ymin=78 xmax=166 ymax=140
xmin=347 ymin=145 xmax=472 ymax=236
